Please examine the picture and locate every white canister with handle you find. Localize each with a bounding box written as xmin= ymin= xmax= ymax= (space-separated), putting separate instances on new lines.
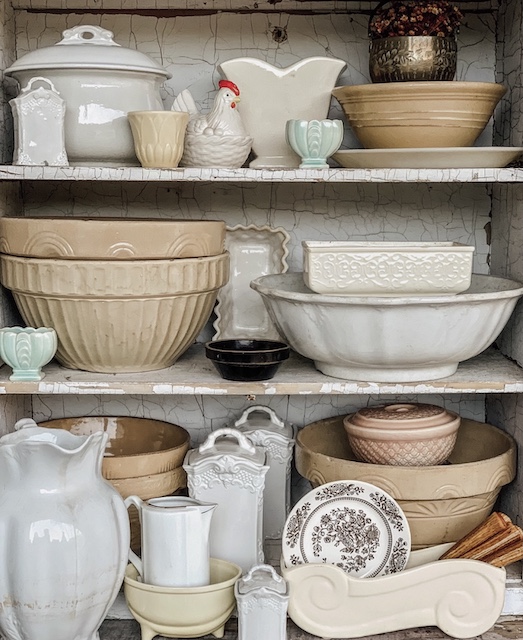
xmin=184 ymin=428 xmax=269 ymax=573
xmin=124 ymin=495 xmax=216 ymax=588
xmin=235 ymin=406 xmax=295 ymax=539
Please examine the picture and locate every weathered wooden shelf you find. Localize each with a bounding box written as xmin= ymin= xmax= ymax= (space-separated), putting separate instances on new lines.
xmin=2 ymin=346 xmax=522 ymax=395
xmin=10 ymin=0 xmax=495 ymax=14
xmin=1 ymin=165 xmax=522 ymax=184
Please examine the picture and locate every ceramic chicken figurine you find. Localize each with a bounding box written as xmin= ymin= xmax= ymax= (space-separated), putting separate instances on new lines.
xmin=172 ymin=80 xmax=253 ymax=168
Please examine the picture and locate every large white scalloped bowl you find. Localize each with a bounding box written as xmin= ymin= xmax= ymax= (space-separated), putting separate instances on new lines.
xmin=250 ymin=273 xmax=523 ymax=383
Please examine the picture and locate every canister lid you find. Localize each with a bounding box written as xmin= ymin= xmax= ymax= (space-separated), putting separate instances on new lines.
xmin=185 ymin=427 xmax=266 ymax=467
xmin=236 ymin=564 xmax=288 ymax=596
xmin=349 ymin=403 xmax=458 ymax=430
xmin=234 ymin=406 xmax=294 ymax=439
xmin=5 ymin=25 xmax=170 ymax=78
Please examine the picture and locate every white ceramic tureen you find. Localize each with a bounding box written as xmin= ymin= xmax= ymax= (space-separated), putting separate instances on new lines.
xmin=5 ymin=25 xmax=170 ymax=166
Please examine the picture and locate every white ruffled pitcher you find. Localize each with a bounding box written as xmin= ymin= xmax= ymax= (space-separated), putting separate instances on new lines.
xmin=0 ymin=418 xmax=130 ymax=640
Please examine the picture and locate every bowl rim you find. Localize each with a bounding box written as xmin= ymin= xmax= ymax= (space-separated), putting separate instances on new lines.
xmin=251 ymin=273 xmax=523 ymax=306
xmin=332 ymin=81 xmax=506 ymax=96
xmin=124 ymin=558 xmax=242 ymax=593
xmin=297 ymin=416 xmax=516 ymax=474
xmin=205 ymin=339 xmax=290 ymax=355
xmin=39 ymin=416 xmax=191 ymax=460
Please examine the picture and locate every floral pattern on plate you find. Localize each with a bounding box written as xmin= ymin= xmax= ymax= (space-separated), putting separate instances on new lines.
xmin=282 ymin=480 xmax=410 ymax=578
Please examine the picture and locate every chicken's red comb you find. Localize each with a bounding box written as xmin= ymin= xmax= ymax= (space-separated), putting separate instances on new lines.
xmin=219 ymin=80 xmax=240 ymax=96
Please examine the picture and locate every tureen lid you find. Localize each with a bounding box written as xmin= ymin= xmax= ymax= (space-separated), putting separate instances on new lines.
xmin=234 ymin=406 xmax=295 ymax=439
xmin=349 ymin=403 xmax=458 ymax=430
xmin=185 ymin=427 xmax=266 ymax=467
xmin=5 ymin=25 xmax=170 ymax=78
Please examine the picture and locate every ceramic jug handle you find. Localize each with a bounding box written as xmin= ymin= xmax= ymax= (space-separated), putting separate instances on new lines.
xmin=124 ymin=495 xmax=145 ymax=577
xmin=234 ymin=405 xmax=286 ymax=429
xmin=199 ymin=427 xmax=256 ymax=454
xmin=243 ymin=563 xmax=285 ymax=585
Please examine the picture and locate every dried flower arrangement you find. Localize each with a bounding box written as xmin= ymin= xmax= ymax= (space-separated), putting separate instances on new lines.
xmin=369 ymin=1 xmax=464 ymax=40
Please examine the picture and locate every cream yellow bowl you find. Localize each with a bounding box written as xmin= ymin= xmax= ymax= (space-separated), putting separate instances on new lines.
xmin=124 ymin=558 xmax=241 ymax=639
xmin=0 ymin=252 xmax=229 ymax=373
xmin=332 ymin=81 xmax=506 ymax=149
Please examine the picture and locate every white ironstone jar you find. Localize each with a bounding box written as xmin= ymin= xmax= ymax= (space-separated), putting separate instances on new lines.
xmin=183 ymin=428 xmax=269 ymax=573
xmin=234 ymin=405 xmax=295 ymax=539
xmin=235 ymin=564 xmax=289 ymax=640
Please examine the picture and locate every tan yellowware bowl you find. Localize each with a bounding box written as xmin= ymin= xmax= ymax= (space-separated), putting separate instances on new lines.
xmin=295 ymin=415 xmax=516 ymax=549
xmin=0 ymin=217 xmax=226 ymax=260
xmin=0 ymin=252 xmax=229 ymax=373
xmin=124 ymin=558 xmax=241 ymax=639
xmin=332 ymin=81 xmax=506 ymax=149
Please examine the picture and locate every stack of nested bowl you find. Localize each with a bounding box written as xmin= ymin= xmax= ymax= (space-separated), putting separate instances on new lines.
xmin=0 ymin=217 xmax=229 ymax=373
xmin=295 ymin=413 xmax=517 ymax=548
xmin=40 ymin=416 xmax=190 ymax=551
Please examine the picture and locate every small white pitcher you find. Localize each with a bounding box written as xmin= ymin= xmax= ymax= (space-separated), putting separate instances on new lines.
xmin=124 ymin=495 xmax=216 ymax=588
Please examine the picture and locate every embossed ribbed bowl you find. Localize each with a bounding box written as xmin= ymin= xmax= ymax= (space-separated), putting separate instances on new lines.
xmin=295 ymin=415 xmax=516 ymax=548
xmin=302 ymin=241 xmax=474 ymax=296
xmin=0 ymin=252 xmax=229 ymax=373
xmin=332 ymin=81 xmax=506 ymax=148
xmin=343 ymin=403 xmax=461 ymax=466
xmin=0 ymin=217 xmax=226 ymax=259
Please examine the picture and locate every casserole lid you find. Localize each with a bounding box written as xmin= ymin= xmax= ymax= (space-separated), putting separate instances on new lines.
xmin=349 ymin=403 xmax=458 ymax=430
xmin=5 ymin=25 xmax=170 ymax=78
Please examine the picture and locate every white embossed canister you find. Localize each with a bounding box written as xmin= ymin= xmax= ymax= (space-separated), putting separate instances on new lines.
xmin=183 ymin=428 xmax=269 ymax=573
xmin=234 ymin=406 xmax=295 ymax=539
xmin=235 ymin=564 xmax=289 ymax=640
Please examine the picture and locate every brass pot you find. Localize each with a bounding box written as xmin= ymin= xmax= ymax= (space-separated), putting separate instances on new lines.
xmin=369 ymin=35 xmax=457 ymax=82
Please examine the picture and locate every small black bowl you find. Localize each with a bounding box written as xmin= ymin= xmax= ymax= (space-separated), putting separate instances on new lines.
xmin=205 ymin=339 xmax=290 ymax=381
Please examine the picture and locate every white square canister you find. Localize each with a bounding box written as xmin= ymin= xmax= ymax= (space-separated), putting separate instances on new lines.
xmin=183 ymin=428 xmax=269 ymax=573
xmin=234 ymin=406 xmax=295 ymax=539
xmin=235 ymin=564 xmax=289 ymax=640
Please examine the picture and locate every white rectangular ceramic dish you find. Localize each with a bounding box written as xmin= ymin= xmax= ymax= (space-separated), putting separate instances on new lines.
xmin=213 ymin=224 xmax=289 ymax=340
xmin=302 ymin=241 xmax=475 ymax=296
xmin=280 ymin=543 xmax=506 ymax=639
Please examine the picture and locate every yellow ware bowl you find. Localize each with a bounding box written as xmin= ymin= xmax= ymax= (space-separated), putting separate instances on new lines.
xmin=124 ymin=558 xmax=242 ymax=639
xmin=332 ymin=81 xmax=506 ymax=149
xmin=0 ymin=217 xmax=226 ymax=260
xmin=295 ymin=415 xmax=516 ymax=549
xmin=0 ymin=252 xmax=229 ymax=373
